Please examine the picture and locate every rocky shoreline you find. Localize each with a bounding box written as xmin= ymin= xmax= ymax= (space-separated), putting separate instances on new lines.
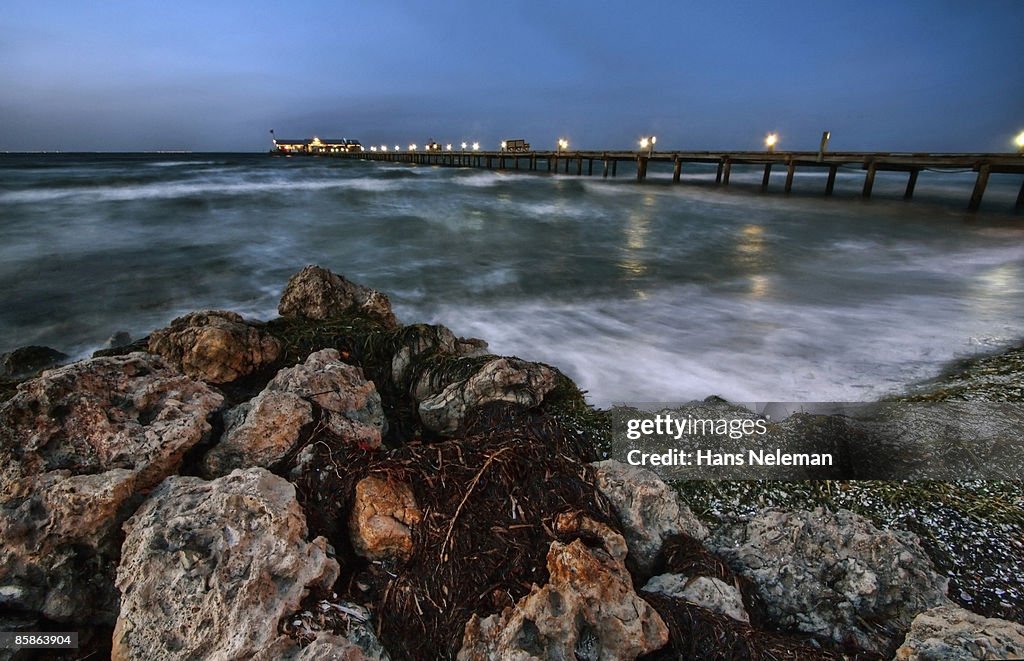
xmin=1 ymin=265 xmax=1022 ymax=660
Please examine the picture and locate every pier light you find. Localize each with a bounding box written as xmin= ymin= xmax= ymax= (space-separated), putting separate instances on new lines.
xmin=765 ymin=133 xmax=778 ymax=152
xmin=461 ymin=141 xmax=468 ymax=150
xmin=472 ymin=142 xmax=480 ymax=151
xmin=394 ymin=145 xmax=400 ymax=151
xmin=370 ymin=146 xmax=377 ymax=152
xmin=500 ymin=141 xmax=507 ymax=150
xmin=557 ymin=138 xmax=569 ymax=152
xmin=640 ymin=137 xmax=649 ymax=149
xmin=409 ymin=143 xmax=417 ymax=151
xmin=1016 ymin=130 xmax=1024 ymax=153
xmin=381 ymin=145 xmax=388 ymax=152
xmin=446 ymin=144 xmax=453 ymax=151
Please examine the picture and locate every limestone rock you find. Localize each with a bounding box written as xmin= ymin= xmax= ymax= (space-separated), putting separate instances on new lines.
xmin=457 ymin=512 xmax=668 ymax=661
xmin=112 ymin=468 xmax=340 ymax=660
xmin=415 ymin=357 xmax=557 ymax=435
xmin=643 ymin=573 xmax=749 ymax=623
xmin=590 ymin=460 xmax=708 ymax=575
xmin=895 ymin=604 xmax=1024 ymax=660
xmin=147 ymin=310 xmax=282 ymax=384
xmin=202 ymin=349 xmax=384 ymax=477
xmin=0 ymin=352 xmax=223 ymax=623
xmin=714 ymin=507 xmax=950 ymax=655
xmin=349 ymin=476 xmax=422 ymax=562
xmin=278 ymin=265 xmax=399 ymax=328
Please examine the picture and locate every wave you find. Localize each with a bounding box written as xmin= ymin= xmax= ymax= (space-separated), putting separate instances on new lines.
xmin=0 ymin=176 xmax=413 ymax=204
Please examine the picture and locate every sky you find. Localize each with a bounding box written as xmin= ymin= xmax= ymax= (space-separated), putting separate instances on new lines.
xmin=2 ymin=0 xmax=1022 ymax=153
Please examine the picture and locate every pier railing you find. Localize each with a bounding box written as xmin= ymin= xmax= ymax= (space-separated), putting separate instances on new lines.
xmin=322 ymin=149 xmax=1024 ymax=212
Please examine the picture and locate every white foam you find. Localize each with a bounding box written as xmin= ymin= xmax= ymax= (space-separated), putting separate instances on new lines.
xmin=419 ymin=282 xmax=1024 ymax=408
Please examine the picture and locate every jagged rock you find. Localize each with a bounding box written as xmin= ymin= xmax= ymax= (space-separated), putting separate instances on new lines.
xmin=389 ymin=324 xmax=490 ymax=390
xmin=713 ymin=507 xmax=950 ymax=655
xmin=895 ymin=604 xmax=1024 ymax=660
xmin=1 ymin=345 xmax=68 ymax=379
xmin=414 ymin=357 xmax=557 ymax=435
xmin=457 ymin=511 xmax=668 ymax=661
xmin=0 ymin=352 xmax=223 ymax=624
xmin=643 ymin=573 xmax=749 ymax=623
xmin=147 ymin=310 xmax=282 ymax=384
xmin=112 ymin=468 xmax=339 ymax=660
xmin=590 ymin=460 xmax=708 ymax=575
xmin=349 ymin=476 xmax=422 ymax=562
xmin=279 ymin=265 xmax=399 ymax=328
xmin=202 ymin=349 xmax=384 ymax=477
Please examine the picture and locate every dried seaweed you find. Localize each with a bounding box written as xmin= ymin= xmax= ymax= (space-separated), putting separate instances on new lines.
xmin=639 ymin=592 xmax=884 ymax=661
xmin=290 ymin=401 xmax=616 ymax=660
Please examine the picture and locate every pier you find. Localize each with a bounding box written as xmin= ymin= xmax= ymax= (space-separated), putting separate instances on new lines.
xmin=331 ymin=149 xmax=1024 ymax=212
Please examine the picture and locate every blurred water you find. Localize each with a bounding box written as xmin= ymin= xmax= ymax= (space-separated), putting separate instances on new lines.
xmin=1 ymin=152 xmax=1022 ymax=406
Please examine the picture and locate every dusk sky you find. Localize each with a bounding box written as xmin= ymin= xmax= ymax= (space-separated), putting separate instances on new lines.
xmin=3 ymin=1 xmax=1022 ymax=153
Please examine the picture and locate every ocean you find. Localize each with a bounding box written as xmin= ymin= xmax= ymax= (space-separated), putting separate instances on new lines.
xmin=1 ymin=152 xmax=1022 ymax=407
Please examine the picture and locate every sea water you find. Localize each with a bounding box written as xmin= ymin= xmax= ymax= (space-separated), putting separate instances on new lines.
xmin=1 ymin=153 xmax=1022 ymax=406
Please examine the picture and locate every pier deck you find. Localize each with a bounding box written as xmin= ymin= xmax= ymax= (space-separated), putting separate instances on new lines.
xmin=330 ymin=149 xmax=1024 ymax=212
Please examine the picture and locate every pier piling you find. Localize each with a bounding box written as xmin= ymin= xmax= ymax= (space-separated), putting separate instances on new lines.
xmin=338 ymin=148 xmax=1024 ymax=212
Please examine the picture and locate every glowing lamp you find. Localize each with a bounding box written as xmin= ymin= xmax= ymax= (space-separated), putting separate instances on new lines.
xmin=765 ymin=133 xmax=778 ymax=151
xmin=472 ymin=142 xmax=480 ymax=151
xmin=1016 ymin=130 xmax=1024 ymax=152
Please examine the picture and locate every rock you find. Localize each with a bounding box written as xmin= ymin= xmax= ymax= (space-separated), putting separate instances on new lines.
xmin=147 ymin=310 xmax=282 ymax=384
xmin=279 ymin=265 xmax=399 ymax=328
xmin=643 ymin=573 xmax=749 ymax=623
xmin=590 ymin=460 xmax=708 ymax=575
xmin=254 ymin=634 xmax=373 ymax=661
xmin=254 ymin=633 xmax=377 ymax=661
xmin=389 ymin=324 xmax=490 ymax=391
xmin=1 ymin=345 xmax=68 ymax=380
xmin=0 ymin=352 xmax=223 ymax=623
xmin=112 ymin=468 xmax=340 ymax=660
xmin=895 ymin=604 xmax=1024 ymax=660
xmin=713 ymin=507 xmax=950 ymax=655
xmin=202 ymin=349 xmax=384 ymax=477
xmin=253 ymin=601 xmax=391 ymax=661
xmin=415 ymin=357 xmax=558 ymax=435
xmin=457 ymin=511 xmax=668 ymax=661
xmin=103 ymin=331 xmax=133 ymax=350
xmin=349 ymin=476 xmax=422 ymax=562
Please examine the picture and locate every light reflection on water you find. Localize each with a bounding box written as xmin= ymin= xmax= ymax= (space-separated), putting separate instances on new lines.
xmin=1 ymin=153 xmax=1023 ymax=405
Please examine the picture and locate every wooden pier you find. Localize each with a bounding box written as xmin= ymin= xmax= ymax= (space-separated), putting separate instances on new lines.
xmin=332 ymin=149 xmax=1024 ymax=212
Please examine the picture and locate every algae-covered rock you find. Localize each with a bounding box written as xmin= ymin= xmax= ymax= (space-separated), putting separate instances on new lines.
xmin=1 ymin=345 xmax=68 ymax=380
xmin=713 ymin=507 xmax=950 ymax=656
xmin=414 ymin=357 xmax=558 ymax=435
